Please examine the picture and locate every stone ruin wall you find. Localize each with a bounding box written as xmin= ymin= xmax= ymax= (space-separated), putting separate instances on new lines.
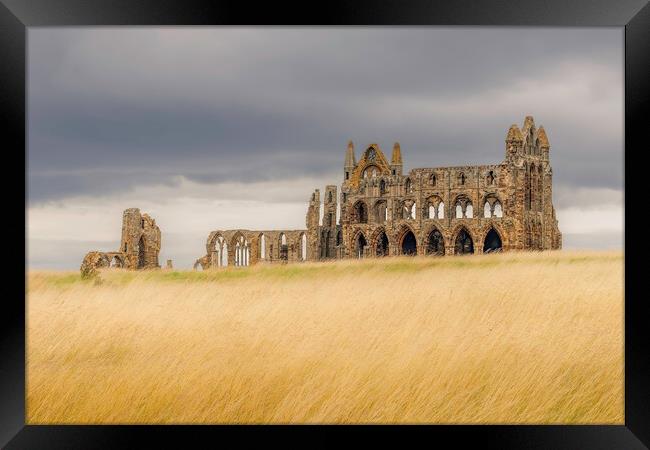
xmin=194 ymin=115 xmax=561 ymax=268
xmin=80 ymin=208 xmax=161 ymax=277
xmin=79 ymin=116 xmax=561 ymax=273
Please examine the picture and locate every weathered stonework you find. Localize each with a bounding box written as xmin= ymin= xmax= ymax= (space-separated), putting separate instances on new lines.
xmin=80 ymin=208 xmax=161 ymax=274
xmin=195 ymin=116 xmax=561 ymax=268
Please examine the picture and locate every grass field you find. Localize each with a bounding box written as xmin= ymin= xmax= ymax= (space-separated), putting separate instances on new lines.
xmin=26 ymin=250 xmax=623 ymax=424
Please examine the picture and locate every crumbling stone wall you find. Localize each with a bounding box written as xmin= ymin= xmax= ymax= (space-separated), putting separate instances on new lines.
xmin=80 ymin=208 xmax=161 ymax=275
xmin=335 ymin=115 xmax=561 ymax=258
xmin=195 ymin=116 xmax=561 ymax=268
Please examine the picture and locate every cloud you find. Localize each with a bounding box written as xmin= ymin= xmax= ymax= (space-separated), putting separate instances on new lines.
xmin=26 ymin=27 xmax=624 ymax=268
xmin=28 ymin=27 xmax=623 ymax=204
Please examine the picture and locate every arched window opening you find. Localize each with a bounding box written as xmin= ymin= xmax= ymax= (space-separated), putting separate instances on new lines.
xmin=537 ymin=165 xmax=543 ymax=211
xmin=494 ymin=202 xmax=503 ymax=218
xmin=110 ymin=256 xmax=122 ymax=268
xmin=458 ymin=172 xmax=466 ymax=185
xmin=402 ymin=201 xmax=415 ymax=220
xmin=410 ymin=202 xmax=417 ymax=220
xmin=260 ymin=234 xmax=266 ymax=259
xmin=301 ymin=233 xmax=307 ymax=261
xmin=279 ymin=233 xmax=288 ymax=261
xmin=363 ymin=165 xmax=379 ymax=179
xmin=454 ymin=228 xmax=474 ymax=255
xmin=222 ymin=243 xmax=228 ymax=266
xmin=438 ymin=202 xmax=445 ymax=219
xmin=379 ymin=179 xmax=387 ymax=195
xmin=428 ymin=205 xmax=436 ymax=219
xmin=374 ymin=200 xmax=387 ymax=224
xmin=356 ymin=233 xmax=367 ymax=259
xmin=376 ymin=231 xmax=389 ymax=257
xmin=137 ymin=236 xmax=146 ymax=269
xmin=455 ymin=203 xmax=463 ymax=218
xmin=234 ymin=236 xmax=249 ymax=267
xmin=353 ymin=201 xmax=368 ymax=224
xmin=405 ymin=178 xmax=412 ymax=194
xmin=484 ymin=201 xmax=491 ymax=218
xmin=431 ymin=174 xmax=437 ymax=186
xmin=426 ymin=228 xmax=445 ymax=256
xmin=466 ymin=204 xmax=473 ymax=218
xmin=487 ymin=170 xmax=495 ymax=185
xmin=401 ymin=230 xmax=417 ymax=256
xmin=483 ymin=228 xmax=503 ymax=253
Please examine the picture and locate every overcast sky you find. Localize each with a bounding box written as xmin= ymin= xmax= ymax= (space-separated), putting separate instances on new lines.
xmin=27 ymin=27 xmax=624 ymax=269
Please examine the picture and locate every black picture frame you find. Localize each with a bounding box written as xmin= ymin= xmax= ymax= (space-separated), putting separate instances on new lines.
xmin=3 ymin=0 xmax=648 ymax=448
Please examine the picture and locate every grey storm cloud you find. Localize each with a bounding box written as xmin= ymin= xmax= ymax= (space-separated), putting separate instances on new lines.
xmin=28 ymin=27 xmax=623 ymax=204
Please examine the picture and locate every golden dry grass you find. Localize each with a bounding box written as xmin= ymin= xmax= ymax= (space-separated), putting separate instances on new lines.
xmin=26 ymin=250 xmax=623 ymax=424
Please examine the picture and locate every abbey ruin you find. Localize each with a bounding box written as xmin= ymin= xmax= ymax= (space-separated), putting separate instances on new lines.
xmin=80 ymin=208 xmax=161 ymax=276
xmin=194 ymin=115 xmax=562 ymax=269
xmin=79 ymin=116 xmax=561 ymax=273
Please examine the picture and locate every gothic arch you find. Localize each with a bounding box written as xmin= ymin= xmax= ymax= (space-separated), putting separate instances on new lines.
xmin=258 ymin=233 xmax=267 ymax=260
xmin=300 ymin=232 xmax=307 ymax=261
xmin=373 ymin=199 xmax=388 ymax=223
xmin=453 ymin=194 xmax=473 ymax=219
xmin=110 ymin=254 xmax=124 ymax=268
xmin=370 ymin=227 xmax=390 ymax=257
xmin=404 ymin=177 xmax=413 ymax=194
xmin=426 ymin=195 xmax=444 ymax=219
xmin=482 ymin=193 xmax=503 ymax=218
xmin=278 ymin=232 xmax=288 ymax=261
xmin=453 ymin=227 xmax=474 ymax=255
xmin=352 ymin=229 xmax=368 ymax=259
xmin=425 ymin=226 xmax=445 ymax=256
xmin=397 ymin=224 xmax=417 ymax=256
xmin=352 ymin=200 xmax=369 ymax=224
xmin=137 ymin=235 xmax=146 ymax=268
xmin=482 ymin=227 xmax=503 ymax=253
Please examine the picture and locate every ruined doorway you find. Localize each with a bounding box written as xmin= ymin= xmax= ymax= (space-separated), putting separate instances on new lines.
xmin=137 ymin=236 xmax=146 ymax=268
xmin=426 ymin=228 xmax=445 ymax=256
xmin=401 ymin=230 xmax=417 ymax=256
xmin=376 ymin=231 xmax=389 ymax=257
xmin=483 ymin=228 xmax=503 ymax=253
xmin=355 ymin=233 xmax=367 ymax=258
xmin=454 ymin=229 xmax=474 ymax=255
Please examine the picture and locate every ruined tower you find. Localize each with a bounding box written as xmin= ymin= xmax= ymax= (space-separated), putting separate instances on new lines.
xmin=344 ymin=140 xmax=356 ymax=182
xmin=80 ymin=208 xmax=162 ymax=275
xmin=306 ymin=189 xmax=321 ymax=262
xmin=120 ymin=208 xmax=161 ymax=269
xmin=391 ymin=142 xmax=403 ymax=177
xmin=322 ymin=185 xmax=338 ymax=258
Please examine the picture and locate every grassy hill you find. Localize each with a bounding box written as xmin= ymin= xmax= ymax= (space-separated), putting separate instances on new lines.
xmin=27 ymin=250 xmax=623 ymax=424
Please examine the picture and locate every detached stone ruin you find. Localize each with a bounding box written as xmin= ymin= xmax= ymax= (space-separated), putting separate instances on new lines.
xmin=80 ymin=208 xmax=161 ymax=277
